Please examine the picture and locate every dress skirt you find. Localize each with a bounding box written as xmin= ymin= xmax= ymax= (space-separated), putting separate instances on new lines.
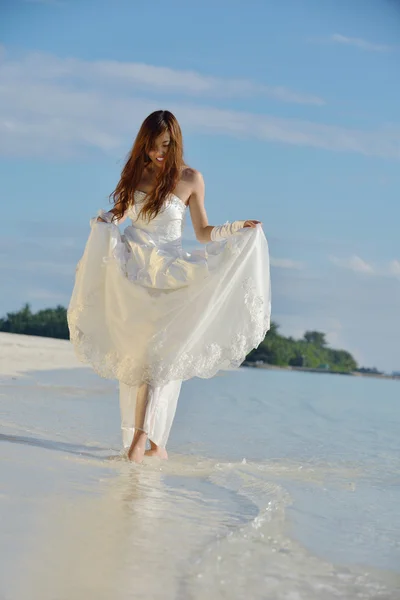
xmin=68 ymin=222 xmax=271 ymax=387
xmin=68 ymin=206 xmax=271 ymax=449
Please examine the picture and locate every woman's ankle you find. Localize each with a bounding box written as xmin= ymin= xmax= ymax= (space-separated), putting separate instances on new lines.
xmin=127 ymin=431 xmax=148 ymax=462
xmin=130 ymin=430 xmax=147 ymax=449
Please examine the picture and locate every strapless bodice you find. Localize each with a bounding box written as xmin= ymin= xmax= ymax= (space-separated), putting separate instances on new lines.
xmin=126 ymin=190 xmax=187 ymax=245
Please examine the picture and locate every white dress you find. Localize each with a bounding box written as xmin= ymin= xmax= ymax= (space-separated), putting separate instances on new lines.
xmin=68 ymin=191 xmax=271 ymax=448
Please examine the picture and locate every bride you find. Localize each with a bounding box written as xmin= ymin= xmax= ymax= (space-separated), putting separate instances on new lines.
xmin=68 ymin=110 xmax=271 ymax=463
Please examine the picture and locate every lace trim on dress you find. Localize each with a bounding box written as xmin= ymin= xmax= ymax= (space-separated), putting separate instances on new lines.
xmin=67 ymin=276 xmax=270 ymax=387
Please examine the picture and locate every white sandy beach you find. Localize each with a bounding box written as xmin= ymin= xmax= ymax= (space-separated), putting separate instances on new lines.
xmin=0 ymin=331 xmax=87 ymax=378
xmin=1 ymin=332 xmax=400 ymax=599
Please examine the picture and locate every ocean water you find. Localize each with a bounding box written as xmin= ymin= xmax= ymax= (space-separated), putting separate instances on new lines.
xmin=1 ymin=365 xmax=400 ymax=599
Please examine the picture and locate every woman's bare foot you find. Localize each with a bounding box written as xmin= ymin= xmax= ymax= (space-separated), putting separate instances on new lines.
xmin=144 ymin=441 xmax=168 ymax=460
xmin=127 ymin=431 xmax=147 ymax=463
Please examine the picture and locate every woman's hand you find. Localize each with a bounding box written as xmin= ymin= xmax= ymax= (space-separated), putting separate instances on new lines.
xmin=244 ymin=220 xmax=262 ymax=228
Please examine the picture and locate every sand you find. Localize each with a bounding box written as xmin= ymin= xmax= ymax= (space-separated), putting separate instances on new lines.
xmin=0 ymin=331 xmax=86 ymax=379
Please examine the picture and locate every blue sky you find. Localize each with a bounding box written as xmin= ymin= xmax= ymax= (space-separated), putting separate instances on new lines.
xmin=1 ymin=0 xmax=399 ymax=371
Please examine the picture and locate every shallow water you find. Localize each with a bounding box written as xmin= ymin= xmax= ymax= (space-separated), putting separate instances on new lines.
xmin=1 ymin=366 xmax=399 ymax=599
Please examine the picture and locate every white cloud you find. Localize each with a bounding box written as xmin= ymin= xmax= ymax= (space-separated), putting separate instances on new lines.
xmin=1 ymin=48 xmax=400 ymax=160
xmin=330 ymin=33 xmax=395 ymax=53
xmin=270 ymin=257 xmax=305 ymax=270
xmin=330 ymin=255 xmax=400 ymax=279
xmin=1 ymin=49 xmax=324 ymax=105
xmin=388 ymin=259 xmax=400 ymax=277
xmin=1 ymin=83 xmax=398 ymax=160
xmin=330 ymin=254 xmax=374 ymax=274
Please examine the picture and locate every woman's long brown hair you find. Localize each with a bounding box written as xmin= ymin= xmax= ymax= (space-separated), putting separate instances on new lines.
xmin=109 ymin=110 xmax=185 ymax=222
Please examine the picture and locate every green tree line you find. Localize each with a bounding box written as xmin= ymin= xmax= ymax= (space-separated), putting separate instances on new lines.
xmin=0 ymin=304 xmax=69 ymax=339
xmin=0 ymin=306 xmax=358 ymax=373
xmin=246 ymin=322 xmax=358 ymax=372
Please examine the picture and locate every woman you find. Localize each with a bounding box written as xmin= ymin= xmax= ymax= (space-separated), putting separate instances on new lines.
xmin=68 ymin=110 xmax=271 ymax=463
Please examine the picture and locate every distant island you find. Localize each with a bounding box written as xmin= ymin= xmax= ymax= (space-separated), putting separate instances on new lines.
xmin=245 ymin=322 xmax=356 ymax=371
xmin=0 ymin=304 xmax=398 ymax=379
xmin=245 ymin=323 xmax=398 ymax=379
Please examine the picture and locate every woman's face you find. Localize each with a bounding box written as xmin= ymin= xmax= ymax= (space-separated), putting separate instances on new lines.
xmin=148 ymin=130 xmax=171 ymax=168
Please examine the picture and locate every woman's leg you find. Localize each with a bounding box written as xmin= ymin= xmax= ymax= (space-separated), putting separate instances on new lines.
xmin=118 ymin=379 xmax=183 ymax=462
xmin=119 ymin=382 xmax=137 ymax=450
xmin=145 ymin=439 xmax=168 ymax=459
xmin=127 ymin=382 xmax=150 ymax=463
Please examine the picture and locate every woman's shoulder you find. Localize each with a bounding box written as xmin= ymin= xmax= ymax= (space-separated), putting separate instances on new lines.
xmin=179 ymin=167 xmax=204 ymax=203
xmin=181 ymin=166 xmax=204 ymax=194
xmin=181 ymin=166 xmax=203 ymax=182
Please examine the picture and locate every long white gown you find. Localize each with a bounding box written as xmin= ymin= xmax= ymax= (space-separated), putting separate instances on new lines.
xmin=68 ymin=190 xmax=271 ymax=448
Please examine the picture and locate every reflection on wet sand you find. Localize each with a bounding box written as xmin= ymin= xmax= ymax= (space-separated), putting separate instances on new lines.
xmin=18 ymin=459 xmax=255 ymax=600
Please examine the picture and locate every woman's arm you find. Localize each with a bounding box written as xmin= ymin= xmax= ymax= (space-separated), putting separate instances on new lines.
xmin=188 ymin=171 xmax=261 ymax=243
xmin=187 ymin=171 xmax=213 ymax=242
xmin=96 ymin=202 xmax=129 ymax=224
